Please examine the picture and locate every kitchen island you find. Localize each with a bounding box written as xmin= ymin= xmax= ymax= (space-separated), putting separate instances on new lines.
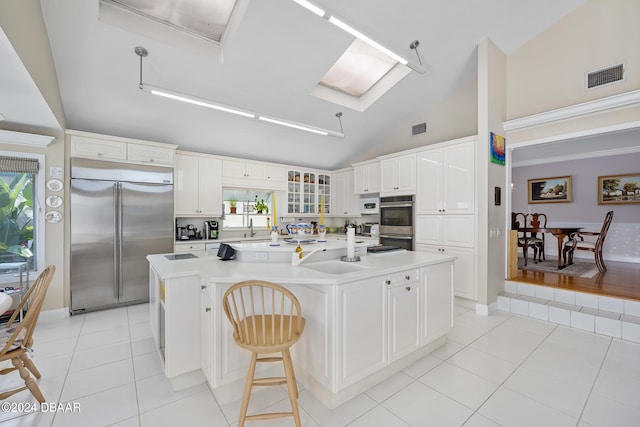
xmin=147 ymin=243 xmax=455 ymax=408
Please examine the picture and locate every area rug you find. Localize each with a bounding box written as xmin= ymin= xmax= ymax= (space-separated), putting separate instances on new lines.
xmin=518 ymin=258 xmax=600 ymax=278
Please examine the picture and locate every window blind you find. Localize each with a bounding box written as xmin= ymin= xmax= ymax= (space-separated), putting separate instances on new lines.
xmin=0 ymin=156 xmax=39 ymax=173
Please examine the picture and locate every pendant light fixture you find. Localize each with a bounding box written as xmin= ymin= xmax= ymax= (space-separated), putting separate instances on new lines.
xmin=134 ymin=47 xmax=345 ymax=138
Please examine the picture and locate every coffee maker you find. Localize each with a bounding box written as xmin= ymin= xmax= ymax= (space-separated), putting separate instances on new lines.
xmin=204 ymin=220 xmax=219 ymax=240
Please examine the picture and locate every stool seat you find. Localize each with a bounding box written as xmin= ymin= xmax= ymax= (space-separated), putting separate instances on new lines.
xmin=223 ymin=280 xmax=305 ymax=427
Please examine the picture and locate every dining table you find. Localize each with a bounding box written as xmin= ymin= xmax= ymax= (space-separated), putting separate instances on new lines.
xmin=519 ymin=226 xmax=583 ymax=269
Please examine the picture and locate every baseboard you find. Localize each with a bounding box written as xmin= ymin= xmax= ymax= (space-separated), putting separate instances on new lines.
xmin=475 ymin=301 xmax=498 ymax=317
xmin=38 ymin=307 xmax=70 ymax=323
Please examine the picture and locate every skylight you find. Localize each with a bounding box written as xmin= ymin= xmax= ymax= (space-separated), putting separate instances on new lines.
xmin=320 ymin=39 xmax=397 ymax=97
xmin=104 ymin=0 xmax=238 ymax=43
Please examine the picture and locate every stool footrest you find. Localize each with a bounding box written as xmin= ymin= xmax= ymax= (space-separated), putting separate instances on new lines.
xmin=257 ymin=356 xmax=283 ymax=363
xmin=252 ymin=376 xmax=287 ymax=386
xmin=245 ymin=411 xmax=294 ymax=421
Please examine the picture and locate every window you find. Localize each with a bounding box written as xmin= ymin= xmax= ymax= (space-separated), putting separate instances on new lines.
xmin=0 ymin=155 xmax=41 ymax=279
xmin=223 ymin=189 xmax=272 ymax=229
xmin=320 ymin=39 xmax=397 ymax=97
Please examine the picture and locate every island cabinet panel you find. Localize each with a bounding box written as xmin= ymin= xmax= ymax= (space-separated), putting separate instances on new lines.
xmin=200 ymin=281 xmax=213 ymax=385
xmin=387 ymin=273 xmax=421 ymax=363
xmin=422 ymin=262 xmax=454 ymax=345
xmin=210 ymin=282 xmax=334 ymax=394
xmin=337 ymin=278 xmax=386 ymax=389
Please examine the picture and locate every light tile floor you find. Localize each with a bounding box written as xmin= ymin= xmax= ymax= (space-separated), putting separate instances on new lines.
xmin=1 ymin=302 xmax=640 ymax=426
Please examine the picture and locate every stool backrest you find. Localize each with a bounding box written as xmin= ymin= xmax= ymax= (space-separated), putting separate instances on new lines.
xmin=223 ymin=280 xmax=303 ymax=349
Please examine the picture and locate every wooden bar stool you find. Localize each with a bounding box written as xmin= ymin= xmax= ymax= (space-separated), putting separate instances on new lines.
xmin=223 ymin=280 xmax=305 ymax=427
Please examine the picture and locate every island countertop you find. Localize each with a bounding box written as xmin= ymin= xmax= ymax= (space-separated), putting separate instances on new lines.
xmin=147 ymin=249 xmax=456 ymax=285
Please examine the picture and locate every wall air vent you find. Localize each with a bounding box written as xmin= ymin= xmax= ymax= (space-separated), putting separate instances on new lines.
xmin=586 ymin=63 xmax=625 ymax=90
xmin=412 ymin=122 xmax=427 ymax=136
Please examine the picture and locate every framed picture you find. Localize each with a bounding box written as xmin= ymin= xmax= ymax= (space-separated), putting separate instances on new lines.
xmin=598 ymin=173 xmax=640 ymax=204
xmin=490 ymin=132 xmax=505 ymax=165
xmin=528 ymin=176 xmax=572 ymax=204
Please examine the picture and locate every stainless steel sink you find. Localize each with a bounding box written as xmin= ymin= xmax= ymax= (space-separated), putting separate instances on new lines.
xmin=300 ymin=260 xmax=370 ymax=275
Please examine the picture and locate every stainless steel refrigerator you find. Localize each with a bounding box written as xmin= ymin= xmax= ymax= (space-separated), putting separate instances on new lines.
xmin=70 ymin=158 xmax=174 ymax=314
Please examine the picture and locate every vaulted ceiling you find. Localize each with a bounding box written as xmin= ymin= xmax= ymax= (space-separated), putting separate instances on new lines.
xmin=4 ymin=0 xmax=590 ymax=169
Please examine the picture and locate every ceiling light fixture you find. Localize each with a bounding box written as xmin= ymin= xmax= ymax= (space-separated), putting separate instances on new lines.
xmin=292 ymin=0 xmax=425 ymax=73
xmin=292 ymin=0 xmax=325 ymax=17
xmin=134 ymin=47 xmax=344 ymax=138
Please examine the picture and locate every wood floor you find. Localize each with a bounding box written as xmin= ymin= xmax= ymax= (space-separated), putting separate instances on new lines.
xmin=511 ymin=259 xmax=640 ymax=302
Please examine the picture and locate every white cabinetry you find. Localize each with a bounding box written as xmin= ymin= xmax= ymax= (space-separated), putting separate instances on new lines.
xmin=417 ymin=139 xmax=474 ymax=214
xmin=386 ymin=269 xmax=420 ymax=362
xmin=286 ymin=169 xmax=331 ymax=216
xmin=332 ymin=169 xmax=359 ymax=216
xmin=174 ymin=242 xmax=206 ymax=256
xmin=422 ymin=262 xmax=454 ymax=345
xmin=68 ymin=130 xmax=176 ymax=166
xmin=222 ymin=159 xmax=286 ymax=190
xmin=416 ymin=137 xmax=476 ymax=300
xmin=200 ymin=282 xmax=213 ymax=384
xmin=337 ymin=278 xmax=386 ymax=388
xmin=353 ymin=161 xmax=380 ymax=194
xmin=175 ymin=153 xmax=222 ymax=216
xmin=380 ymin=154 xmax=416 ymax=195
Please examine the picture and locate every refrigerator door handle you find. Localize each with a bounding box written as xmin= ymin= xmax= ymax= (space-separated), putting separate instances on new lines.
xmin=113 ymin=183 xmax=119 ymax=299
xmin=117 ymin=182 xmax=124 ymax=300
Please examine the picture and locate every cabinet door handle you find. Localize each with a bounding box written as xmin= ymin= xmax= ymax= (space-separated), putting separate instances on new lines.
xmin=201 ymin=285 xmax=206 ymax=290
xmin=405 ymin=286 xmax=411 ymax=292
xmin=205 ymin=307 xmax=211 ymax=312
xmin=405 ymin=275 xmax=411 ymax=281
xmin=385 ymin=279 xmax=391 ymax=285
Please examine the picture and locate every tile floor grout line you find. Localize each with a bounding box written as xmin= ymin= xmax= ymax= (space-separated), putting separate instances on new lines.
xmin=575 ymin=336 xmax=613 ymax=425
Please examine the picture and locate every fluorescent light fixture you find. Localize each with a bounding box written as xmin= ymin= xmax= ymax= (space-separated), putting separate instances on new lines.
xmin=143 ymin=84 xmax=255 ymax=118
xmin=327 ymin=16 xmax=408 ymax=65
xmin=258 ymin=116 xmax=328 ymax=136
xmin=140 ymin=83 xmax=343 ymax=137
xmin=292 ymin=0 xmax=325 ymax=17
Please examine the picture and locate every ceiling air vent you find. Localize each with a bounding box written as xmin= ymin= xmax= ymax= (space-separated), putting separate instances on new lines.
xmin=412 ymin=122 xmax=427 ymax=136
xmin=586 ymin=63 xmax=625 ymax=89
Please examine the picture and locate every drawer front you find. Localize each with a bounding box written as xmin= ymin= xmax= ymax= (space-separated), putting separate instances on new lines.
xmin=387 ymin=269 xmax=420 ymax=286
xmin=128 ymin=144 xmax=175 ymax=165
xmin=174 ymin=243 xmax=206 ymax=252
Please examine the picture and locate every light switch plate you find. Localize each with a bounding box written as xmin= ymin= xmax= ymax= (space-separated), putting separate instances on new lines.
xmin=49 ymin=167 xmax=63 ymax=178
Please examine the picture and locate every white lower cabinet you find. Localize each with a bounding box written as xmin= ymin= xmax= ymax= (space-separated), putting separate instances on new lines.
xmin=387 ymin=273 xmax=420 ymax=362
xmin=416 ymin=214 xmax=476 ymax=300
xmin=200 ymin=282 xmax=213 ymax=384
xmin=422 ymin=262 xmax=454 ymax=345
xmin=337 ymin=278 xmax=386 ymax=388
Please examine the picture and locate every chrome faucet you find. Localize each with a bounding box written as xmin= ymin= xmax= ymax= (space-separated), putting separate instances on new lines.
xmin=249 ymin=218 xmax=255 ymax=238
xmin=291 ymin=247 xmax=327 ymax=266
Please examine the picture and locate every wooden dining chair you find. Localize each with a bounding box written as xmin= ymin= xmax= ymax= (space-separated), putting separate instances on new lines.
xmin=563 ymin=211 xmax=614 ymax=272
xmin=512 ymin=212 xmax=539 ymax=265
xmin=223 ymin=280 xmax=305 ymax=427
xmin=0 ymin=265 xmax=56 ymax=403
xmin=528 ymin=213 xmax=548 ymax=262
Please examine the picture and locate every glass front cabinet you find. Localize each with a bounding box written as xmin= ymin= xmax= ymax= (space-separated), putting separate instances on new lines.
xmin=287 ymin=169 xmax=331 ymax=216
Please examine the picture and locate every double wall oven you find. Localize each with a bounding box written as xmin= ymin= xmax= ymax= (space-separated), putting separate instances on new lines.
xmin=379 ymin=195 xmax=414 ymax=251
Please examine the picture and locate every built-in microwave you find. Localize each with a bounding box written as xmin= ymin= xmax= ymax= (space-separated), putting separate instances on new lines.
xmin=359 ymin=196 xmax=379 ymax=214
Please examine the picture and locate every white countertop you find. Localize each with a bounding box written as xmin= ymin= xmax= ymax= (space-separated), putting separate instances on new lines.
xmin=147 ymin=250 xmax=455 ymax=286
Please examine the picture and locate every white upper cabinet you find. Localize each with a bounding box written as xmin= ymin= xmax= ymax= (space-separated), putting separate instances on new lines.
xmin=332 ymin=170 xmax=358 ymax=216
xmin=353 ymin=161 xmax=380 ymax=194
xmin=68 ymin=130 xmax=177 ymax=166
xmin=175 ymin=153 xmax=222 ymax=216
xmin=222 ymin=159 xmax=286 ymax=190
xmin=417 ymin=139 xmax=475 ymax=214
xmin=380 ymin=154 xmax=416 ymax=195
